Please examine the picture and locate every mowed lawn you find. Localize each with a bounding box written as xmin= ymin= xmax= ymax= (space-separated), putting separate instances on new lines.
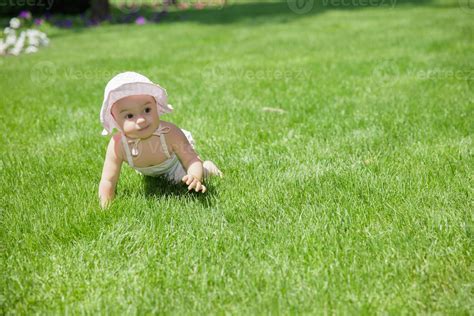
xmin=1 ymin=0 xmax=472 ymax=314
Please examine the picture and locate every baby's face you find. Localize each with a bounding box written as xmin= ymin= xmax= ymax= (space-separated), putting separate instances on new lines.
xmin=111 ymin=94 xmax=159 ymax=138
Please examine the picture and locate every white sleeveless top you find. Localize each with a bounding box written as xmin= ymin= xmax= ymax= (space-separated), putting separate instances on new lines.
xmin=120 ymin=124 xmax=184 ymax=181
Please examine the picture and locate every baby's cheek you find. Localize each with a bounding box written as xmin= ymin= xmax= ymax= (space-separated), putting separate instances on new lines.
xmin=119 ymin=121 xmax=129 ymax=133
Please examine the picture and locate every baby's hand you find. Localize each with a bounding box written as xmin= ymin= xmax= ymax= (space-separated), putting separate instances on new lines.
xmin=182 ymin=175 xmax=207 ymax=193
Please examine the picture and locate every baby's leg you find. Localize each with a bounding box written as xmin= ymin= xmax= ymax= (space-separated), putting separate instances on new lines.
xmin=203 ymin=160 xmax=223 ymax=178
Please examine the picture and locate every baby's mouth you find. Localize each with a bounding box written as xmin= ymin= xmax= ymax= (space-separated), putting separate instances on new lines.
xmin=138 ymin=125 xmax=150 ymax=132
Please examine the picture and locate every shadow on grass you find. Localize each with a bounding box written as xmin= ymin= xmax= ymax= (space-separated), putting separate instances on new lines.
xmin=142 ymin=175 xmax=218 ymax=207
xmin=160 ymin=0 xmax=435 ymax=25
xmin=28 ymin=0 xmax=440 ymax=38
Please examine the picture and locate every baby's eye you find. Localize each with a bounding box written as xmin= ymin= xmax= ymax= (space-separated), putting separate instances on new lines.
xmin=144 ymin=107 xmax=152 ymax=114
xmin=125 ymin=114 xmax=134 ymax=119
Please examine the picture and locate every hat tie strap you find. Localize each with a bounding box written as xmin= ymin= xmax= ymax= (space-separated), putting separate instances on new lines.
xmin=126 ymin=124 xmax=171 ymax=158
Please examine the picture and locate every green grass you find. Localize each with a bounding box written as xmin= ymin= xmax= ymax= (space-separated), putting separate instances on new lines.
xmin=1 ymin=0 xmax=473 ymax=314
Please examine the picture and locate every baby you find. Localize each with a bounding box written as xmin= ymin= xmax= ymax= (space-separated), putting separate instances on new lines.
xmin=98 ymin=72 xmax=222 ymax=208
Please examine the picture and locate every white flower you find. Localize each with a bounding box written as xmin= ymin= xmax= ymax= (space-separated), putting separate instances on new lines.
xmin=11 ymin=31 xmax=25 ymax=55
xmin=9 ymin=18 xmax=21 ymax=29
xmin=1 ymin=17 xmax=49 ymax=55
xmin=28 ymin=36 xmax=39 ymax=47
xmin=27 ymin=29 xmax=40 ymax=37
xmin=5 ymin=34 xmax=16 ymax=46
xmin=26 ymin=29 xmax=50 ymax=47
xmin=40 ymin=37 xmax=49 ymax=46
xmin=0 ymin=40 xmax=6 ymax=55
xmin=38 ymin=32 xmax=49 ymax=46
xmin=25 ymin=46 xmax=38 ymax=54
xmin=10 ymin=47 xmax=21 ymax=55
xmin=17 ymin=31 xmax=25 ymax=44
xmin=26 ymin=30 xmax=39 ymax=46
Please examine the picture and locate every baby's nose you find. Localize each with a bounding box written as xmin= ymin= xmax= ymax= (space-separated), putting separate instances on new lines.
xmin=136 ymin=117 xmax=146 ymax=124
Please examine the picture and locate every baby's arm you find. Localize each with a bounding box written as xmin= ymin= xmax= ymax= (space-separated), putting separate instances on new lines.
xmin=167 ymin=125 xmax=206 ymax=193
xmin=98 ymin=134 xmax=123 ymax=208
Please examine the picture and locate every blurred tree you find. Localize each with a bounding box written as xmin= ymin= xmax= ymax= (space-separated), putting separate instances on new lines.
xmin=91 ymin=0 xmax=111 ymax=20
xmin=164 ymin=0 xmax=179 ymax=6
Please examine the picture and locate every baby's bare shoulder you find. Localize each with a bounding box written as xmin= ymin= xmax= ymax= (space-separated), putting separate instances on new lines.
xmin=160 ymin=121 xmax=184 ymax=139
xmin=160 ymin=121 xmax=189 ymax=149
xmin=160 ymin=121 xmax=181 ymax=138
xmin=160 ymin=120 xmax=179 ymax=132
xmin=109 ymin=133 xmax=124 ymax=161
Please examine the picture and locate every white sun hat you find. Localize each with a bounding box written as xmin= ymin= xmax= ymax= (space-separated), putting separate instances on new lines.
xmin=100 ymin=71 xmax=173 ymax=135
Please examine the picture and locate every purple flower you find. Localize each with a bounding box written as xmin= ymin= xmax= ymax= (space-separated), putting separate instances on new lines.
xmin=34 ymin=18 xmax=44 ymax=26
xmin=56 ymin=19 xmax=73 ymax=28
xmin=86 ymin=18 xmax=99 ymax=27
xmin=19 ymin=10 xmax=32 ymax=19
xmin=135 ymin=16 xmax=146 ymax=25
xmin=63 ymin=19 xmax=73 ymax=28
